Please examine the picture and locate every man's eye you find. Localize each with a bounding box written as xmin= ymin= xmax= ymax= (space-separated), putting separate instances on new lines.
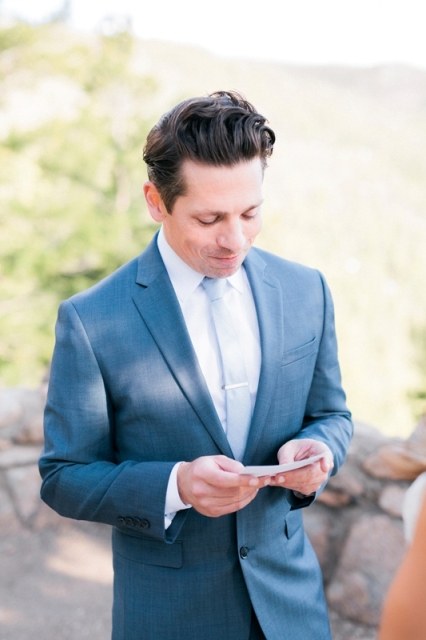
xmin=198 ymin=218 xmax=217 ymax=225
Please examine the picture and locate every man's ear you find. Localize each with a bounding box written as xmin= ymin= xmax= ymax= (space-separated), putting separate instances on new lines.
xmin=143 ymin=181 xmax=167 ymax=223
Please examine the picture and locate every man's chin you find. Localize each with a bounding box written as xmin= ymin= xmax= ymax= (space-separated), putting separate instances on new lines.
xmin=203 ymin=255 xmax=246 ymax=278
xmin=204 ymin=265 xmax=241 ymax=279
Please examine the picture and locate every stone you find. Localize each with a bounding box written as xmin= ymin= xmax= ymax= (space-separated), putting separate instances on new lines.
xmin=363 ymin=442 xmax=426 ymax=480
xmin=378 ymin=484 xmax=408 ymax=518
xmin=0 ymin=477 xmax=21 ymax=531
xmin=327 ymin=514 xmax=406 ymax=626
xmin=317 ymin=489 xmax=353 ymax=507
xmin=0 ymin=388 xmax=23 ymax=430
xmin=12 ymin=412 xmax=44 ymax=445
xmin=12 ymin=387 xmax=46 ymax=445
xmin=347 ymin=422 xmax=388 ymax=458
xmin=0 ymin=445 xmax=42 ymax=470
xmin=0 ymin=438 xmax=10 ymax=451
xmin=6 ymin=465 xmax=42 ymax=523
xmin=329 ymin=611 xmax=377 ymax=640
xmin=303 ymin=506 xmax=335 ymax=581
xmin=327 ymin=465 xmax=365 ymax=498
xmin=0 ymin=387 xmax=45 ymax=444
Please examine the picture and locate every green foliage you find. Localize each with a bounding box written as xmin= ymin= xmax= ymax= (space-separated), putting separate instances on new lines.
xmin=0 ymin=22 xmax=36 ymax=51
xmin=0 ymin=22 xmax=156 ymax=384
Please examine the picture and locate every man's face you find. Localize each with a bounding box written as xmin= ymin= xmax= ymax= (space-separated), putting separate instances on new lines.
xmin=145 ymin=158 xmax=264 ymax=278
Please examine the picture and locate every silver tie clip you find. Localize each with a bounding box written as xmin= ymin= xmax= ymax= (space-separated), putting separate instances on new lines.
xmin=223 ymin=382 xmax=249 ymax=390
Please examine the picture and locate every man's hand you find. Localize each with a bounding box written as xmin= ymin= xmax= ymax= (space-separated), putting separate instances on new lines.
xmin=269 ymin=438 xmax=334 ymax=496
xmin=177 ymin=455 xmax=270 ymax=517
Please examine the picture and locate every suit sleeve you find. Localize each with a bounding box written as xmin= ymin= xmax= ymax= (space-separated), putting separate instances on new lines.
xmin=294 ymin=271 xmax=353 ymax=473
xmin=39 ymin=300 xmax=183 ymax=542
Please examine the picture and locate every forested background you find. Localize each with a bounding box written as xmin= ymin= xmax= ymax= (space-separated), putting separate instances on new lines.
xmin=1 ymin=17 xmax=425 ymax=437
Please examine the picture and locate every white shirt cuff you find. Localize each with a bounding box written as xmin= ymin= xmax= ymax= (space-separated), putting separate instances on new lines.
xmin=165 ymin=462 xmax=191 ymax=529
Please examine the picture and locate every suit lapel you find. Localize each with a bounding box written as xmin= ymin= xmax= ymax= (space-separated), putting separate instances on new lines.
xmin=132 ymin=237 xmax=232 ymax=456
xmin=242 ymin=250 xmax=284 ymax=463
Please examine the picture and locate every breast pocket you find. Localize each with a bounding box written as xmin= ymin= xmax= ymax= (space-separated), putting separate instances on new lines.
xmin=281 ymin=336 xmax=317 ymax=367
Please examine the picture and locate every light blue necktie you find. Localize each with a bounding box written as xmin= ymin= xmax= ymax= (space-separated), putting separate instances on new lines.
xmin=202 ymin=277 xmax=252 ymax=460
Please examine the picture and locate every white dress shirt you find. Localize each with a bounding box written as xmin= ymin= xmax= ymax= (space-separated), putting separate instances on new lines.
xmin=156 ymin=228 xmax=261 ymax=527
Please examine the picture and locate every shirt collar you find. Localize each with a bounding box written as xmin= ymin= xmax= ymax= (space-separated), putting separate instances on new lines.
xmin=157 ymin=227 xmax=245 ymax=303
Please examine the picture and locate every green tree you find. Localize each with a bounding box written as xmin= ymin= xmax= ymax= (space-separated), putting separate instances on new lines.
xmin=0 ymin=22 xmax=158 ymax=384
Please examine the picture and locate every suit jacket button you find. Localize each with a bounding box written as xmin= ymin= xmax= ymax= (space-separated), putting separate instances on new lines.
xmin=240 ymin=546 xmax=249 ymax=559
xmin=117 ymin=516 xmax=125 ymax=525
xmin=124 ymin=517 xmax=135 ymax=526
xmin=140 ymin=518 xmax=150 ymax=529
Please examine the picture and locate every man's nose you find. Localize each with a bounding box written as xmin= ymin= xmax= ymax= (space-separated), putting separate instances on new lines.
xmin=217 ymin=222 xmax=246 ymax=252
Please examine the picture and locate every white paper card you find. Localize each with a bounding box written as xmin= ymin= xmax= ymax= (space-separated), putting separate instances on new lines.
xmin=241 ymin=453 xmax=325 ymax=477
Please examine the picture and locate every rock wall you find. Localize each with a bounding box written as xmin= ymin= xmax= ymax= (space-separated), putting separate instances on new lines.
xmin=1 ymin=385 xmax=425 ymax=639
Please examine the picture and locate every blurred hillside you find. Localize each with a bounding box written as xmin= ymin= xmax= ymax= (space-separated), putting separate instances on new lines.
xmin=0 ymin=20 xmax=425 ymax=437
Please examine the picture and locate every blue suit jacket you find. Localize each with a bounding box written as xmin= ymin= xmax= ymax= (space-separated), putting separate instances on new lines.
xmin=39 ymin=236 xmax=353 ymax=640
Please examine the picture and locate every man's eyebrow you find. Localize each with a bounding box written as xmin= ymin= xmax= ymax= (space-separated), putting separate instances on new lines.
xmin=193 ymin=201 xmax=264 ymax=217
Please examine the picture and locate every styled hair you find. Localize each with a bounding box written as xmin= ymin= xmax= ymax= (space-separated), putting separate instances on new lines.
xmin=143 ymin=90 xmax=275 ymax=212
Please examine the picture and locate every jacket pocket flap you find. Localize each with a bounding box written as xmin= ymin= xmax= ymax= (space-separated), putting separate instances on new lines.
xmin=114 ymin=530 xmax=183 ymax=568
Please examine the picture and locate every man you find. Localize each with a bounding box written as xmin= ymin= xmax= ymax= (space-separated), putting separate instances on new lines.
xmin=39 ymin=90 xmax=353 ymax=640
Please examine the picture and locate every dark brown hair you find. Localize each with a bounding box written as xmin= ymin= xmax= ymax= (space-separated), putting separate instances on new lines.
xmin=143 ymin=90 xmax=275 ymax=212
